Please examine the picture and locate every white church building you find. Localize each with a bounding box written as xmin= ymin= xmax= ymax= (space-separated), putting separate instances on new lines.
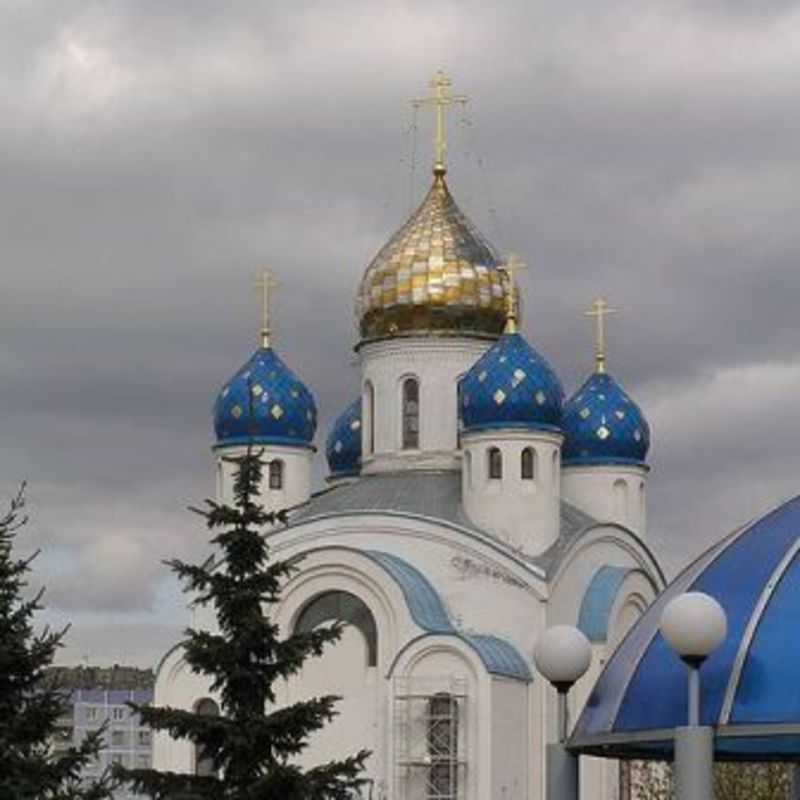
xmin=154 ymin=74 xmax=667 ymax=800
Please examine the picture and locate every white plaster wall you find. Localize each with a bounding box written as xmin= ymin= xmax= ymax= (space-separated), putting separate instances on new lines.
xmin=214 ymin=443 xmax=314 ymax=512
xmin=462 ymin=429 xmax=563 ymax=555
xmin=490 ymin=678 xmax=530 ymax=800
xmin=562 ymin=465 xmax=649 ymax=538
xmin=358 ymin=337 xmax=492 ymax=473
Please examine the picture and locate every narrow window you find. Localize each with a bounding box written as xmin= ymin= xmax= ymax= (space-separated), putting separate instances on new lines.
xmin=521 ymin=447 xmax=536 ymax=480
xmin=464 ymin=450 xmax=472 ymax=489
xmin=194 ymin=698 xmax=220 ymax=777
xmin=613 ymin=479 xmax=628 ymax=521
xmin=402 ymin=378 xmax=420 ymax=450
xmin=488 ymin=447 xmax=503 ymax=480
xmin=268 ymin=460 xmax=283 ymax=490
xmin=364 ymin=381 xmax=375 ymax=455
xmin=428 ymin=693 xmax=459 ymax=800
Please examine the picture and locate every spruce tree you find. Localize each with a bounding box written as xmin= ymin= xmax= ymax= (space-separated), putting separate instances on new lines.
xmin=116 ymin=449 xmax=369 ymax=798
xmin=0 ymin=485 xmax=115 ymax=800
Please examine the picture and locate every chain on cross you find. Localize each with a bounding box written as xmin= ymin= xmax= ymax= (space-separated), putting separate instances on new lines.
xmin=412 ymin=70 xmax=468 ymax=176
xmin=255 ymin=268 xmax=280 ymax=348
xmin=585 ymin=297 xmax=618 ymax=374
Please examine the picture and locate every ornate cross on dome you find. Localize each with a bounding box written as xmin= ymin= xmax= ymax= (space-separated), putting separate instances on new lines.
xmin=500 ymin=253 xmax=526 ymax=334
xmin=412 ymin=70 xmax=468 ymax=176
xmin=585 ymin=297 xmax=618 ymax=374
xmin=255 ymin=268 xmax=280 ymax=348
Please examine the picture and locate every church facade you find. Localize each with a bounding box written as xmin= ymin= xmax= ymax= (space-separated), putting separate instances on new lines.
xmin=154 ymin=75 xmax=666 ymax=800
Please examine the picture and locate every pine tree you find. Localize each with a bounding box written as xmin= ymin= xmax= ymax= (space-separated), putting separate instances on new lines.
xmin=116 ymin=449 xmax=369 ymax=798
xmin=0 ymin=485 xmax=116 ymax=800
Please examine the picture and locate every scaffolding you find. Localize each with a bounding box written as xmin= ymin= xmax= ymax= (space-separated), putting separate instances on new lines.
xmin=394 ymin=677 xmax=468 ymax=800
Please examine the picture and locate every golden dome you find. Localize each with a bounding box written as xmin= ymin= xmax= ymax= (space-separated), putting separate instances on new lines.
xmin=357 ymin=171 xmax=509 ymax=342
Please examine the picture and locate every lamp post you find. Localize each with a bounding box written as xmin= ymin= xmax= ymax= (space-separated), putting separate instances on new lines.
xmin=534 ymin=625 xmax=592 ymax=800
xmin=660 ymin=592 xmax=727 ymax=800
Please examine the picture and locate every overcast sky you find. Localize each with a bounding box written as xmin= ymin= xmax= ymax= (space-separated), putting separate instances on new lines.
xmin=2 ymin=0 xmax=799 ymax=667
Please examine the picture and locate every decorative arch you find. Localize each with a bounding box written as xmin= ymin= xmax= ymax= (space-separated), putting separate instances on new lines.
xmin=295 ymin=590 xmax=378 ymax=667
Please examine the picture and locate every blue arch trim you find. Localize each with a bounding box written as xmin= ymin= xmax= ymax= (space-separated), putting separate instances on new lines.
xmin=578 ymin=566 xmax=635 ymax=643
xmin=364 ymin=549 xmax=531 ymax=682
xmin=365 ymin=551 xmax=454 ymax=633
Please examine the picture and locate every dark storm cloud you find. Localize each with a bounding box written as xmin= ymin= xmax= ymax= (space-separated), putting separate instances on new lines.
xmin=1 ymin=0 xmax=799 ymax=665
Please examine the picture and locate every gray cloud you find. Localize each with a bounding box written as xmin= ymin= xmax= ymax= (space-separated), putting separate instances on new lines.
xmin=0 ymin=0 xmax=798 ymax=666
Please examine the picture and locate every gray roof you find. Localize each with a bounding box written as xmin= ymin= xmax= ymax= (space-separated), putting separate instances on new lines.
xmin=291 ymin=471 xmax=597 ymax=577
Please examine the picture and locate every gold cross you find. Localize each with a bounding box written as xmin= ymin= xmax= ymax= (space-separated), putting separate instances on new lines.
xmin=499 ymin=253 xmax=527 ymax=334
xmin=412 ymin=70 xmax=468 ymax=176
xmin=255 ymin=268 xmax=280 ymax=348
xmin=585 ymin=297 xmax=618 ymax=374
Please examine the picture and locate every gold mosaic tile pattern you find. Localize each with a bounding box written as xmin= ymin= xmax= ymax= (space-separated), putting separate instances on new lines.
xmin=357 ymin=174 xmax=508 ymax=340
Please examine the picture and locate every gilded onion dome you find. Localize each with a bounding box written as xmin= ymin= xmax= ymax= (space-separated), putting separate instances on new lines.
xmin=357 ymin=172 xmax=509 ymax=341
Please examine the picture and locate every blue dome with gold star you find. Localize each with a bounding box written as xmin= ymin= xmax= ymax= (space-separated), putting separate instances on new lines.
xmin=213 ymin=347 xmax=317 ymax=447
xmin=459 ymin=333 xmax=564 ymax=432
xmin=562 ymin=372 xmax=649 ymax=466
xmin=326 ymin=398 xmax=362 ymax=477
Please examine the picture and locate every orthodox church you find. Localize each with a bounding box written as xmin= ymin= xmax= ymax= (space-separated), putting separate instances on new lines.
xmin=154 ymin=74 xmax=667 ymax=800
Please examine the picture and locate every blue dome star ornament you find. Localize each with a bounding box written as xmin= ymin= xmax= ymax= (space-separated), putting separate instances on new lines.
xmin=460 ymin=333 xmax=564 ymax=432
xmin=326 ymin=398 xmax=362 ymax=477
xmin=213 ymin=347 xmax=317 ymax=448
xmin=213 ymin=270 xmax=317 ymax=448
xmin=460 ymin=259 xmax=564 ymax=433
xmin=562 ymin=298 xmax=649 ymax=466
xmin=562 ymin=372 xmax=649 ymax=466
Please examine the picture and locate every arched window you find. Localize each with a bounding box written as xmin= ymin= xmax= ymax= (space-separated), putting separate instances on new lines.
xmin=428 ymin=692 xmax=459 ymax=800
xmin=364 ymin=381 xmax=375 ymax=455
xmin=268 ymin=460 xmax=283 ymax=490
xmin=194 ymin=698 xmax=220 ymax=777
xmin=488 ymin=447 xmax=503 ymax=480
xmin=402 ymin=378 xmax=420 ymax=450
xmin=295 ymin=591 xmax=378 ymax=667
xmin=521 ymin=447 xmax=536 ymax=480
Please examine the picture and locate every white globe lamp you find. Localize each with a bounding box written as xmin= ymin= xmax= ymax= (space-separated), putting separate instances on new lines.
xmin=660 ymin=592 xmax=727 ymax=666
xmin=534 ymin=625 xmax=592 ymax=692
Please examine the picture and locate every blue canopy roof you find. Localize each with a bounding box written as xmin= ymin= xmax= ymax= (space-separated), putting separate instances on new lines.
xmin=571 ymin=494 xmax=800 ymax=761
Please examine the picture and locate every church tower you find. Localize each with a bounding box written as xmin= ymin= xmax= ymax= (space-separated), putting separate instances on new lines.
xmin=354 ymin=71 xmax=509 ymax=474
xmin=212 ymin=270 xmax=317 ymax=512
xmin=459 ymin=262 xmax=565 ymax=553
xmin=561 ymin=298 xmax=650 ymax=536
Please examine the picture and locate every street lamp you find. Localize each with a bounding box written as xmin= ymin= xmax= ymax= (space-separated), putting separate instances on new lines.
xmin=660 ymin=592 xmax=727 ymax=800
xmin=534 ymin=626 xmax=592 ymax=800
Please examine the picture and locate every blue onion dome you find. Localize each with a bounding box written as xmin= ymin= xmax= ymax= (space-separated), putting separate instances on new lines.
xmin=326 ymin=398 xmax=362 ymax=477
xmin=572 ymin=494 xmax=800 ymax=760
xmin=561 ymin=371 xmax=649 ymax=466
xmin=213 ymin=347 xmax=317 ymax=447
xmin=459 ymin=333 xmax=564 ymax=432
